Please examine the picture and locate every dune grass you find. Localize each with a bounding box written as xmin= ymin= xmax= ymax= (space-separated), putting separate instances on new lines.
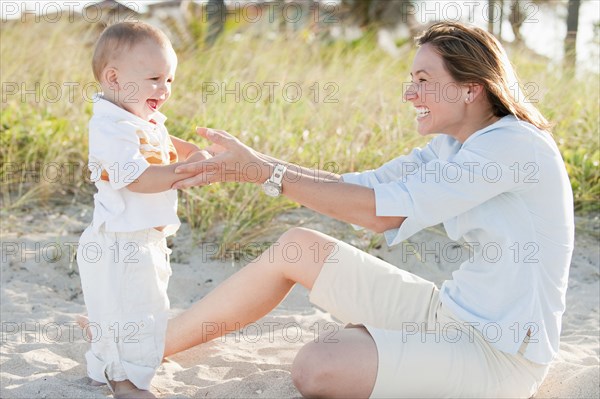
xmin=1 ymin=17 xmax=598 ymax=256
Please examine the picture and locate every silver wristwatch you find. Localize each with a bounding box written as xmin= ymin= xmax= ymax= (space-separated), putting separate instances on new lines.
xmin=262 ymin=164 xmax=287 ymax=197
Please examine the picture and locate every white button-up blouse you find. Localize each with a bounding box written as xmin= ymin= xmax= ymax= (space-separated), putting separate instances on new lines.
xmin=342 ymin=115 xmax=574 ymax=364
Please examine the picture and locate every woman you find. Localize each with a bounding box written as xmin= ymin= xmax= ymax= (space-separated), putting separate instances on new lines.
xmin=168 ymin=22 xmax=574 ymax=398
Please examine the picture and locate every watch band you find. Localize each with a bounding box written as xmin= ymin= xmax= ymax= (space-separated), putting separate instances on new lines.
xmin=270 ymin=164 xmax=287 ymax=185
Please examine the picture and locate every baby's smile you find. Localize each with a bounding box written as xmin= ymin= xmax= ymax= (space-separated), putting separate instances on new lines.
xmin=147 ymin=98 xmax=158 ymax=111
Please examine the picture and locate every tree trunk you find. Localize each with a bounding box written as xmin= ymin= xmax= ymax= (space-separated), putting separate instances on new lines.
xmin=205 ymin=0 xmax=225 ymax=47
xmin=564 ymin=0 xmax=581 ymax=73
xmin=498 ymin=0 xmax=504 ymax=38
xmin=488 ymin=0 xmax=496 ymax=35
xmin=341 ymin=0 xmax=414 ymax=29
xmin=509 ymin=0 xmax=525 ymax=44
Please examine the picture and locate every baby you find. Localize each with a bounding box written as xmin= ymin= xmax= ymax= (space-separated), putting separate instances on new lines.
xmin=77 ymin=21 xmax=208 ymax=398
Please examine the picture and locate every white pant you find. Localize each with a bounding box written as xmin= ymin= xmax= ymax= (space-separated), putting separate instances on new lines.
xmin=77 ymin=225 xmax=172 ymax=390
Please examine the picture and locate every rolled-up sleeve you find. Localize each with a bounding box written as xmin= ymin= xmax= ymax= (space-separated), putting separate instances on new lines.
xmin=342 ymin=134 xmax=523 ymax=246
xmin=378 ymin=150 xmax=521 ymax=245
xmin=88 ymin=119 xmax=150 ymax=191
xmin=341 ymin=138 xmax=440 ymax=236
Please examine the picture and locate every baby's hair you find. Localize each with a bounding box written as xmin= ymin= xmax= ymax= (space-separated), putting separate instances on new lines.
xmin=92 ymin=21 xmax=173 ymax=82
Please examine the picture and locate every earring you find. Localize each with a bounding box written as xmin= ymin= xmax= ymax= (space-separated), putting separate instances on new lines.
xmin=465 ymin=97 xmax=469 ymax=103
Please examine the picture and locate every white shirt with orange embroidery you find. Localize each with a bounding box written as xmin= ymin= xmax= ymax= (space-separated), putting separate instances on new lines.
xmin=88 ymin=95 xmax=180 ymax=235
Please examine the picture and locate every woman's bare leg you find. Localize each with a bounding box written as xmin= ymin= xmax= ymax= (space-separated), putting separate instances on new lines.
xmin=163 ymin=227 xmax=335 ymax=357
xmin=163 ymin=226 xmax=379 ymax=398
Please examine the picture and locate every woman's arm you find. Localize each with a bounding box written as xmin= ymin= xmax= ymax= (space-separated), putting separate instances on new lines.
xmin=272 ymin=160 xmax=404 ymax=233
xmin=173 ymin=128 xmax=405 ymax=232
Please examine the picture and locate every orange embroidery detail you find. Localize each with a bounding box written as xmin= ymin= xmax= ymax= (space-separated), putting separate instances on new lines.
xmin=99 ymin=128 xmax=178 ymax=183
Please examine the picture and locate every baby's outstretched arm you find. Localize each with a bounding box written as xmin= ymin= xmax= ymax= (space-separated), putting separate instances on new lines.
xmin=126 ymin=137 xmax=211 ymax=193
xmin=170 ymin=135 xmax=202 ymax=160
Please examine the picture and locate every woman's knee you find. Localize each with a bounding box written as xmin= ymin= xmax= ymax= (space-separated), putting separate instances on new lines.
xmin=273 ymin=227 xmax=336 ymax=289
xmin=276 ymin=227 xmax=336 ymax=263
xmin=277 ymin=227 xmax=320 ymax=247
xmin=291 ymin=342 xmax=333 ymax=398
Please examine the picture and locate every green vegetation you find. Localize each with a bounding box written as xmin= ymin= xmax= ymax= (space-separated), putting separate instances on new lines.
xmin=1 ymin=18 xmax=598 ymax=256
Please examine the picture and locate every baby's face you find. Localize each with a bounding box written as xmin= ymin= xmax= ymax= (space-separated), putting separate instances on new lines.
xmin=108 ymin=40 xmax=177 ymax=121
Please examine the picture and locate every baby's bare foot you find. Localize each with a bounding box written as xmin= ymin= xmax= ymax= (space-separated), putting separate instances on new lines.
xmin=78 ymin=315 xmax=105 ymax=386
xmin=76 ymin=314 xmax=93 ymax=341
xmin=79 ymin=318 xmax=155 ymax=397
xmin=112 ymin=380 xmax=157 ymax=399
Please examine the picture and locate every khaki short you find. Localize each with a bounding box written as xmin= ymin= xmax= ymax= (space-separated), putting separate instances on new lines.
xmin=309 ymin=238 xmax=549 ymax=398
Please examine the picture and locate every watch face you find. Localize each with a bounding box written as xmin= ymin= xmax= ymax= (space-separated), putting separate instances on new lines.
xmin=263 ymin=182 xmax=281 ymax=197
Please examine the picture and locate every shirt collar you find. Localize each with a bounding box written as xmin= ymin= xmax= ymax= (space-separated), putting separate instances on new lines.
xmin=462 ymin=115 xmax=518 ymax=146
xmin=92 ymin=93 xmax=167 ymax=128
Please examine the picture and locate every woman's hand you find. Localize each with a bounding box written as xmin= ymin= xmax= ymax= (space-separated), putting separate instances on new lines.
xmin=184 ymin=149 xmax=212 ymax=162
xmin=173 ymin=128 xmax=404 ymax=232
xmin=172 ymin=127 xmax=271 ymax=189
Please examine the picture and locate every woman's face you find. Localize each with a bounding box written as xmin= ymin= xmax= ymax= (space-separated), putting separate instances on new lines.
xmin=403 ymin=43 xmax=470 ymax=139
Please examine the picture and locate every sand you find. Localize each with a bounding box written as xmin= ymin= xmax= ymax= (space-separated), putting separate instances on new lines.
xmin=1 ymin=205 xmax=598 ymax=398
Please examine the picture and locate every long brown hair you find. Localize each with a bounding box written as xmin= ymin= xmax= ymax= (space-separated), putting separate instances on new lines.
xmin=416 ymin=22 xmax=551 ymax=131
